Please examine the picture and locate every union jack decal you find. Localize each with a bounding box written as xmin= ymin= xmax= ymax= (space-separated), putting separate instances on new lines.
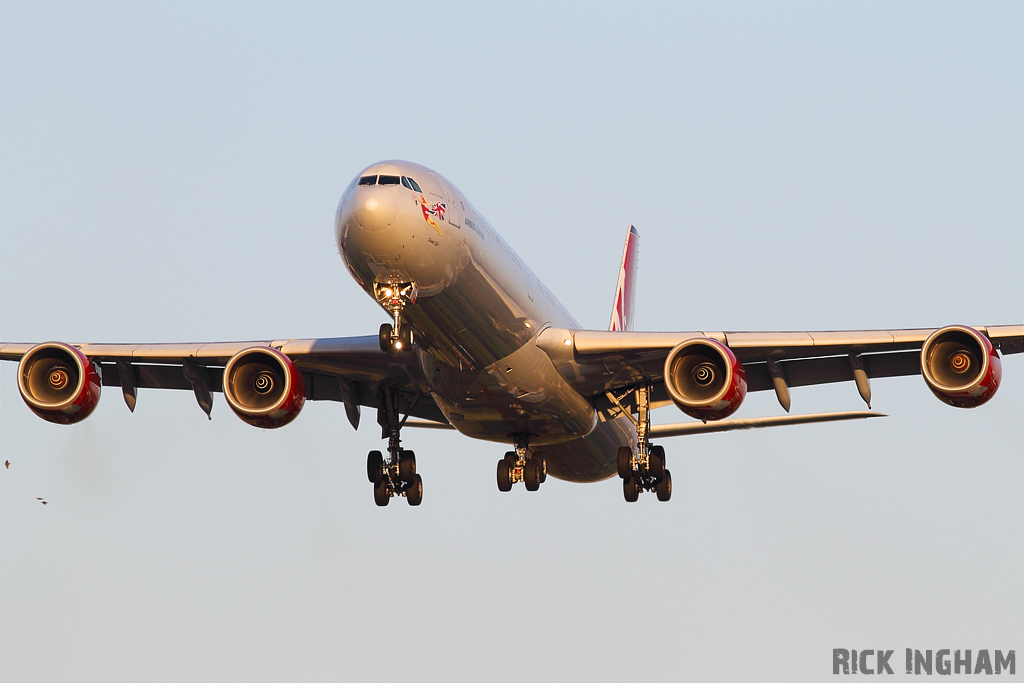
xmin=415 ymin=194 xmax=445 ymax=235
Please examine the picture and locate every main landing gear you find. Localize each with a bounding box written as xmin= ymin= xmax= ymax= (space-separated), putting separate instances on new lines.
xmin=611 ymin=384 xmax=672 ymax=503
xmin=367 ymin=386 xmax=423 ymax=506
xmin=496 ymin=435 xmax=547 ymax=493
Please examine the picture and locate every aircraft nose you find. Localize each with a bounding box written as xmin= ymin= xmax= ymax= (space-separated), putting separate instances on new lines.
xmin=351 ymin=187 xmax=400 ymax=233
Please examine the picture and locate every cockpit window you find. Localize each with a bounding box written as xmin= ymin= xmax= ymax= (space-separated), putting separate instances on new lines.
xmin=401 ymin=177 xmax=412 ymax=190
xmin=406 ymin=177 xmax=423 ymax=193
xmin=358 ymin=175 xmax=377 ymax=186
xmin=378 ymin=175 xmax=400 ymax=186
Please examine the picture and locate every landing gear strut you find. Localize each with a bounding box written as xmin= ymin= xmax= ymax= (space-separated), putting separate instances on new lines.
xmin=496 ymin=435 xmax=546 ymax=492
xmin=367 ymin=386 xmax=423 ymax=506
xmin=611 ymin=383 xmax=672 ymax=502
xmin=374 ymin=280 xmax=416 ymax=353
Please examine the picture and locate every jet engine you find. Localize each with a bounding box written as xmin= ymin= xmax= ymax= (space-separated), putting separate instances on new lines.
xmin=663 ymin=338 xmax=747 ymax=421
xmin=223 ymin=347 xmax=306 ymax=428
xmin=921 ymin=325 xmax=1001 ymax=408
xmin=18 ymin=342 xmax=101 ymax=424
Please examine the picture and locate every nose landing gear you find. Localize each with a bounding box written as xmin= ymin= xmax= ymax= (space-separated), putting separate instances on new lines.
xmin=374 ymin=280 xmax=416 ymax=353
xmin=496 ymin=435 xmax=546 ymax=492
xmin=368 ymin=386 xmax=424 ymax=506
xmin=611 ymin=383 xmax=672 ymax=503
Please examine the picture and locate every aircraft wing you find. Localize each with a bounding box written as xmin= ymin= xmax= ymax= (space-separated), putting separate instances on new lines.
xmin=0 ymin=336 xmax=445 ymax=427
xmin=538 ymin=324 xmax=1024 ymax=413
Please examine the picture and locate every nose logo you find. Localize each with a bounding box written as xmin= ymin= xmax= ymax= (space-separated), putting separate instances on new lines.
xmin=415 ymin=194 xmax=445 ymax=235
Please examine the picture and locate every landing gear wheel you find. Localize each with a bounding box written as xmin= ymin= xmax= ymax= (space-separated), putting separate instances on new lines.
xmin=649 ymin=444 xmax=665 ymax=479
xmin=379 ymin=323 xmax=393 ymax=353
xmin=623 ymin=475 xmax=639 ymax=503
xmin=399 ymin=450 xmax=417 ymax=483
xmin=407 ymin=474 xmax=423 ymax=506
xmin=396 ymin=326 xmax=413 ymax=351
xmin=373 ymin=480 xmax=390 ymax=507
xmin=497 ymin=459 xmax=512 ymax=492
xmin=533 ymin=451 xmax=547 ymax=483
xmin=524 ymin=458 xmax=541 ymax=492
xmin=616 ymin=447 xmax=632 ymax=479
xmin=656 ymin=470 xmax=672 ymax=502
xmin=503 ymin=451 xmax=516 ymax=465
xmin=367 ymin=450 xmax=384 ymax=484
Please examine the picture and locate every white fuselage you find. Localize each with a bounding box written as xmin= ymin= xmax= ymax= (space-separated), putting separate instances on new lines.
xmin=334 ymin=160 xmax=633 ymax=482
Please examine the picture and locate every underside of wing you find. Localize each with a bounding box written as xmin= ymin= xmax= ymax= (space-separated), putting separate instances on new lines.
xmin=0 ymin=337 xmax=446 ymax=428
xmin=537 ymin=323 xmax=1022 ymax=418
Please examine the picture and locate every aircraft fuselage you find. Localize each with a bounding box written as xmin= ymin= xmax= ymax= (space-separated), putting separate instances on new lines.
xmin=335 ymin=160 xmax=631 ymax=482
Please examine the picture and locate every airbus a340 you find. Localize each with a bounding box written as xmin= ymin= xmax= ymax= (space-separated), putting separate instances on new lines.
xmin=3 ymin=161 xmax=1020 ymax=505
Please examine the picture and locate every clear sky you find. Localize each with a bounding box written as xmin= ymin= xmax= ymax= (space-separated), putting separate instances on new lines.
xmin=1 ymin=2 xmax=1021 ymax=681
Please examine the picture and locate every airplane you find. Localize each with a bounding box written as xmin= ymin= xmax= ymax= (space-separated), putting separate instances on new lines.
xmin=2 ymin=160 xmax=1021 ymax=506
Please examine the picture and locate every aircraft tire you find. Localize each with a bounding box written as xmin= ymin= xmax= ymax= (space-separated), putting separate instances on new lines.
xmin=407 ymin=474 xmax=423 ymax=506
xmin=373 ymin=480 xmax=390 ymax=507
xmin=379 ymin=323 xmax=393 ymax=353
xmin=398 ymin=326 xmax=413 ymax=351
xmin=623 ymin=475 xmax=639 ymax=503
xmin=524 ymin=458 xmax=541 ymax=491
xmin=534 ymin=451 xmax=547 ymax=483
xmin=616 ymin=447 xmax=632 ymax=479
xmin=367 ymin=450 xmax=384 ymax=484
xmin=656 ymin=470 xmax=672 ymax=502
xmin=399 ymin=450 xmax=416 ymax=482
xmin=649 ymin=445 xmax=665 ymax=479
xmin=497 ymin=459 xmax=512 ymax=492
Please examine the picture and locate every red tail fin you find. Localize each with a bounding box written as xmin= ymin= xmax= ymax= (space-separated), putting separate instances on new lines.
xmin=609 ymin=225 xmax=639 ymax=332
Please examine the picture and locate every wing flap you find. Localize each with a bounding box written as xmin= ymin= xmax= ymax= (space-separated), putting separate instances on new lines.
xmin=99 ymin=362 xmax=198 ymax=391
xmin=741 ymin=350 xmax=921 ymax=392
xmin=648 ymin=410 xmax=886 ymax=438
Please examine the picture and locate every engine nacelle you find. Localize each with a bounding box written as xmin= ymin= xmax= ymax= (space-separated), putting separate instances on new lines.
xmin=664 ymin=338 xmax=747 ymax=421
xmin=921 ymin=325 xmax=1001 ymax=408
xmin=223 ymin=347 xmax=306 ymax=428
xmin=18 ymin=342 xmax=101 ymax=424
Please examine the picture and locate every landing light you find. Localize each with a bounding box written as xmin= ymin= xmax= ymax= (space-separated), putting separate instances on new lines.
xmin=563 ymin=339 xmax=572 ymax=346
xmin=394 ymin=341 xmax=404 ymax=351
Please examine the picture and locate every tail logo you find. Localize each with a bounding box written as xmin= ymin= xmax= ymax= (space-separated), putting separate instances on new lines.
xmin=609 ymin=225 xmax=639 ymax=332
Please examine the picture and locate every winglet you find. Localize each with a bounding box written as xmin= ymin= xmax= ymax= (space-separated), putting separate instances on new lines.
xmin=609 ymin=225 xmax=640 ymax=332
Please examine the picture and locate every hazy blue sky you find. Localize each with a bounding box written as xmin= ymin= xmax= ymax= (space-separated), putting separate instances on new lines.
xmin=1 ymin=2 xmax=1021 ymax=681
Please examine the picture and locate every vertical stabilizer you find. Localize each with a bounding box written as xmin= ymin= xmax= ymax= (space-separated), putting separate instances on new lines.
xmin=608 ymin=225 xmax=640 ymax=332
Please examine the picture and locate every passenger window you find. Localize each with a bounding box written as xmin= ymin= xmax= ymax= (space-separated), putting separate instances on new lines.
xmin=407 ymin=177 xmax=423 ymax=193
xmin=358 ymin=175 xmax=377 ymax=186
xmin=378 ymin=175 xmax=400 ymax=186
xmin=401 ymin=177 xmax=412 ymax=190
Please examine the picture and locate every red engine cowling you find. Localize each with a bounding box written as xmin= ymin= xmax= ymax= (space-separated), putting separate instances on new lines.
xmin=921 ymin=325 xmax=1001 ymax=408
xmin=223 ymin=347 xmax=306 ymax=428
xmin=18 ymin=342 xmax=102 ymax=424
xmin=664 ymin=338 xmax=747 ymax=421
